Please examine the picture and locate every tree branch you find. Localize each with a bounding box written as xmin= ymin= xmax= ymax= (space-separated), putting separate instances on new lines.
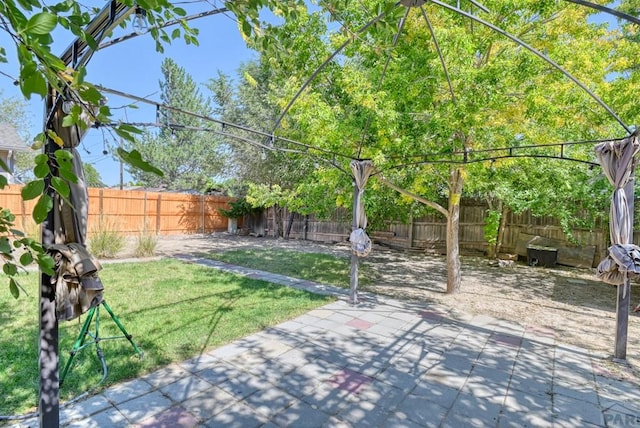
xmin=376 ymin=174 xmax=449 ymax=218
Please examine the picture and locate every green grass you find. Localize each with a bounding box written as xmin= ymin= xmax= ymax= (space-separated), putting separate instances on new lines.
xmin=0 ymin=259 xmax=332 ymax=417
xmin=205 ymin=249 xmax=379 ymax=288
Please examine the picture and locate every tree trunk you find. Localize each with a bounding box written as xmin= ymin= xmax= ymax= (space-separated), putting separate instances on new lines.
xmin=496 ymin=203 xmax=508 ymax=257
xmin=285 ymin=212 xmax=295 ymax=239
xmin=446 ymin=167 xmax=465 ymax=294
xmin=274 ymin=205 xmax=284 ymax=238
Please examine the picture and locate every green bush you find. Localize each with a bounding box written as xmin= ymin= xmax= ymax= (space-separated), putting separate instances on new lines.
xmin=88 ymin=219 xmax=125 ymax=258
xmin=219 ymin=197 xmax=261 ymax=219
xmin=134 ymin=232 xmax=158 ymax=257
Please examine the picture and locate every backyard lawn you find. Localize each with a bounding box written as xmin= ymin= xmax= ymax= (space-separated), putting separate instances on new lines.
xmin=0 ymin=258 xmax=333 ymax=417
xmin=206 ymin=249 xmax=379 ymax=288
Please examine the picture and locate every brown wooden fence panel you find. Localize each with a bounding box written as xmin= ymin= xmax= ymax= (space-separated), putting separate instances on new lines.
xmin=259 ymin=199 xmax=609 ymax=267
xmin=2 ymin=185 xmax=232 ymax=237
xmin=0 ymin=184 xmax=37 ymax=232
xmin=0 ymin=184 xmax=611 ymax=266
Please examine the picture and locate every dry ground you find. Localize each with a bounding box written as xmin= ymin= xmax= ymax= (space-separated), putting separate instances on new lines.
xmin=121 ymin=232 xmax=640 ymax=382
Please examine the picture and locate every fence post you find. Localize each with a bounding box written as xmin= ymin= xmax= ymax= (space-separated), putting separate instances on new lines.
xmin=143 ymin=192 xmax=148 ymax=234
xmin=201 ymin=195 xmax=205 ymax=234
xmin=20 ymin=193 xmax=26 ymax=230
xmin=408 ymin=215 xmax=414 ymax=248
xmin=156 ymin=194 xmax=162 ymax=234
xmin=99 ymin=189 xmax=104 ymax=223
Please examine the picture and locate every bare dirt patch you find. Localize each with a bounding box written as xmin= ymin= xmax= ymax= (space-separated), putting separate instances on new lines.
xmin=122 ymin=232 xmax=640 ymax=380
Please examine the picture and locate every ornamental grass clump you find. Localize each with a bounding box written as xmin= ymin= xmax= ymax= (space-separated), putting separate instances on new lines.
xmin=134 ymin=231 xmax=158 ymax=258
xmin=88 ymin=219 xmax=125 ymax=258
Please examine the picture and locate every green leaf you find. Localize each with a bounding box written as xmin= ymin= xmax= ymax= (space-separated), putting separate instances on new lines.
xmin=62 ymin=114 xmax=75 ymax=127
xmin=9 ymin=278 xmax=19 ymax=299
xmin=118 ymin=124 xmax=143 ymax=135
xmin=54 ymin=148 xmax=73 ymax=163
xmin=58 ymin=169 xmax=78 ymax=184
xmin=19 ymin=252 xmax=33 ymax=266
xmin=74 ymin=66 xmax=86 ymax=85
xmin=33 ymin=160 xmax=49 ymax=179
xmin=21 ymin=179 xmax=44 ymax=200
xmin=117 ymin=148 xmax=164 ymax=177
xmin=51 ymin=176 xmax=70 ymax=198
xmin=0 ymin=175 xmax=7 ymax=189
xmin=36 ymin=32 xmax=54 ymax=46
xmin=10 ymin=228 xmax=25 ymax=237
xmin=3 ymin=263 xmax=17 ymax=276
xmin=37 ymin=253 xmax=55 ymax=275
xmin=20 ymin=68 xmax=47 ymax=98
xmin=0 ymin=157 xmax=9 ymax=172
xmin=32 ymin=132 xmax=46 ymax=149
xmin=22 ymin=12 xmax=57 ymax=35
xmin=78 ymin=85 xmax=103 ymax=105
xmin=33 ymin=194 xmax=53 ymax=224
xmin=171 ymin=28 xmax=180 ymax=40
xmin=55 ymin=150 xmax=78 ymax=183
xmin=0 ymin=237 xmax=10 ymax=254
xmin=242 ymin=20 xmax=252 ymax=37
xmin=81 ymin=32 xmax=97 ymax=51
xmin=34 ymin=153 xmax=48 ymax=164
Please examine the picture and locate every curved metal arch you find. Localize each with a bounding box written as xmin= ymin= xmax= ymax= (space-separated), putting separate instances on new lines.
xmin=381 ymin=153 xmax=599 ymax=173
xmin=108 ymin=121 xmax=352 ymax=175
xmin=561 ymin=0 xmax=640 ymax=26
xmin=272 ymin=0 xmax=632 ymax=143
xmin=420 ymin=6 xmax=456 ymax=102
xmin=429 ymin=0 xmax=632 ymax=134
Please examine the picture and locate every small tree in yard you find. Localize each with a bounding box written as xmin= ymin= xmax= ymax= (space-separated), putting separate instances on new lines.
xmin=246 ymin=183 xmax=297 ymax=238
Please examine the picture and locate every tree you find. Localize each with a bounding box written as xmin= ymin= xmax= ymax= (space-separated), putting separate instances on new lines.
xmin=235 ymin=1 xmax=640 ymax=294
xmin=83 ymin=163 xmax=105 ymax=188
xmin=0 ymin=91 xmax=36 ymax=182
xmin=127 ymin=58 xmax=224 ymax=192
xmin=208 ymin=59 xmax=326 ymax=235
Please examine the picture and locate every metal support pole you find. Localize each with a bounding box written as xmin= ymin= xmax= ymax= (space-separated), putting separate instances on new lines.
xmin=349 ymin=182 xmax=359 ymax=304
xmin=39 ymin=94 xmax=59 ymax=428
xmin=614 ymin=169 xmax=635 ymax=360
xmin=39 ymin=4 xmax=135 ymax=425
xmin=615 ymin=279 xmax=631 ymax=360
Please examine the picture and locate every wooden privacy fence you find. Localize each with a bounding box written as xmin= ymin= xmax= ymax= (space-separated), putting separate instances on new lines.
xmin=0 ymin=184 xmax=612 ymax=267
xmin=254 ymin=200 xmax=610 ymax=268
xmin=0 ymin=185 xmax=233 ymax=237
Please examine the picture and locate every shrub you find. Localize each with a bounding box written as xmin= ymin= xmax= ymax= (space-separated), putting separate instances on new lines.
xmin=134 ymin=232 xmax=158 ymax=258
xmin=88 ymin=219 xmax=125 ymax=258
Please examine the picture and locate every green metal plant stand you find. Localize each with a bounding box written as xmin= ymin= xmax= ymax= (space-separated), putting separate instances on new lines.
xmin=60 ymin=300 xmax=143 ymax=387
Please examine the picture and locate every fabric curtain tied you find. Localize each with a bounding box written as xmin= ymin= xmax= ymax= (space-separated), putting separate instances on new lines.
xmin=48 ymin=130 xmax=104 ymax=321
xmin=595 ymin=134 xmax=640 ymax=290
xmin=48 ymin=243 xmax=104 ymax=321
xmin=597 ymin=244 xmax=640 ymax=285
xmin=350 ymin=160 xmax=374 ymax=257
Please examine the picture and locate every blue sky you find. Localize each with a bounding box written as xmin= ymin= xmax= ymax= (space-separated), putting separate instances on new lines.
xmin=0 ymin=3 xmax=255 ymax=186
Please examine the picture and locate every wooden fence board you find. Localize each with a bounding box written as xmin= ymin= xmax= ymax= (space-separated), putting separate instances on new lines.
xmin=2 ymin=185 xmax=233 ymax=237
xmin=259 ymin=202 xmax=608 ymax=268
xmin=0 ymin=185 xmax=611 ymax=268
